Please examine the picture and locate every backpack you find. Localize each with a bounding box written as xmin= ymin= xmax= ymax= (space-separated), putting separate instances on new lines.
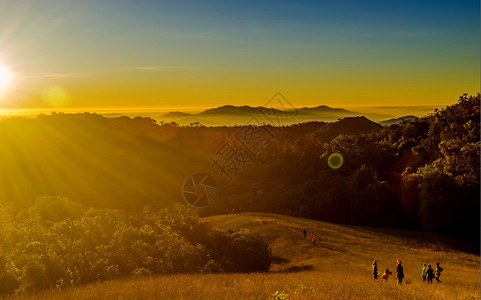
xmin=438 ymin=267 xmax=443 ymax=273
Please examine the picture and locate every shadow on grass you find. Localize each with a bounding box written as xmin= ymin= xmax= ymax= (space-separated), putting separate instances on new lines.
xmin=270 ymin=265 xmax=315 ymax=273
xmin=282 ymin=265 xmax=315 ymax=273
xmin=354 ymin=226 xmax=480 ymax=255
xmin=271 ymin=256 xmax=290 ymax=264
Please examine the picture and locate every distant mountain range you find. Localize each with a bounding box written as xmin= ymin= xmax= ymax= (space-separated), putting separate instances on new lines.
xmin=378 ymin=115 xmax=418 ymax=126
xmin=164 ymin=105 xmax=353 ymax=117
xmin=158 ymin=105 xmax=417 ymax=126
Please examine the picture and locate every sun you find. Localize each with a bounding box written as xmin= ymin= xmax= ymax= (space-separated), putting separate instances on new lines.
xmin=0 ymin=65 xmax=12 ymax=92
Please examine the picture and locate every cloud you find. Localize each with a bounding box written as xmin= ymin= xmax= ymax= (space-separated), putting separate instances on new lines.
xmin=134 ymin=66 xmax=193 ymax=71
xmin=39 ymin=73 xmax=78 ymax=78
xmin=21 ymin=73 xmax=81 ymax=79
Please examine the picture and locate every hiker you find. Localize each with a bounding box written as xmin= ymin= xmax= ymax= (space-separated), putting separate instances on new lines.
xmin=426 ymin=264 xmax=435 ymax=283
xmin=396 ymin=259 xmax=404 ymax=284
xmin=419 ymin=263 xmax=427 ymax=282
xmin=303 ymin=229 xmax=307 ymax=239
xmin=372 ymin=260 xmax=378 ymax=279
xmin=435 ymin=262 xmax=443 ymax=282
xmin=382 ymin=268 xmax=392 ymax=281
xmin=311 ymin=233 xmax=316 ymax=245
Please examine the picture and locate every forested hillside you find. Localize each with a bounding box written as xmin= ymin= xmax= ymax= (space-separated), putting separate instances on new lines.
xmin=211 ymin=94 xmax=480 ymax=243
xmin=0 ymin=94 xmax=478 ymax=243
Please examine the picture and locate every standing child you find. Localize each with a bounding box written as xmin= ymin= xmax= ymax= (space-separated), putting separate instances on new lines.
xmin=435 ymin=262 xmax=443 ymax=282
xmin=382 ymin=268 xmax=392 ymax=281
xmin=311 ymin=233 xmax=316 ymax=245
xmin=372 ymin=260 xmax=378 ymax=279
xmin=426 ymin=264 xmax=435 ymax=284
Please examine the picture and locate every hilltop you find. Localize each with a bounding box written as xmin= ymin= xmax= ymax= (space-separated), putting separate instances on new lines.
xmin=8 ymin=213 xmax=480 ymax=300
xmin=379 ymin=115 xmax=418 ymax=126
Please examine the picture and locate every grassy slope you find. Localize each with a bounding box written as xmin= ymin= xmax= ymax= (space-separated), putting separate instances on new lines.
xmin=203 ymin=213 xmax=479 ymax=274
xmin=5 ymin=213 xmax=480 ymax=300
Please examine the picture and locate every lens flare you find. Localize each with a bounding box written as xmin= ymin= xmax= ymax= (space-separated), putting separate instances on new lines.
xmin=328 ymin=153 xmax=343 ymax=169
xmin=41 ymin=85 xmax=71 ymax=107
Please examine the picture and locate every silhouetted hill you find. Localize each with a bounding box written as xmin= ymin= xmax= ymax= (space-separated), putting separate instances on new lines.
xmin=198 ymin=105 xmax=278 ymax=116
xmin=161 ymin=111 xmax=193 ymax=118
xmin=315 ymin=116 xmax=383 ymax=142
xmin=298 ymin=105 xmax=353 ymax=115
xmin=379 ymin=115 xmax=418 ymax=126
xmin=329 ymin=116 xmax=383 ymax=134
xmin=192 ymin=104 xmax=354 ymax=117
xmin=159 ymin=104 xmax=361 ymax=126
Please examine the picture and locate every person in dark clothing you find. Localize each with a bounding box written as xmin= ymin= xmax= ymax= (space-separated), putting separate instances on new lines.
xmin=435 ymin=262 xmax=443 ymax=282
xmin=303 ymin=229 xmax=307 ymax=239
xmin=427 ymin=264 xmax=435 ymax=283
xmin=396 ymin=259 xmax=404 ymax=284
xmin=426 ymin=264 xmax=435 ymax=284
xmin=372 ymin=260 xmax=378 ymax=279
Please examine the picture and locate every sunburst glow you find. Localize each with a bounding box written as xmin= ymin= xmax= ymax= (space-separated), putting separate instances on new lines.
xmin=0 ymin=65 xmax=12 ymax=92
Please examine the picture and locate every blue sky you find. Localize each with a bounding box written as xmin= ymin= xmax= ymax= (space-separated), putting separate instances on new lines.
xmin=0 ymin=0 xmax=478 ymax=109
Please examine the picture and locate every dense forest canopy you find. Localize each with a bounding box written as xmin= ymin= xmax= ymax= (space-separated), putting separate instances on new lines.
xmin=0 ymin=94 xmax=478 ymax=244
xmin=0 ymin=200 xmax=270 ymax=294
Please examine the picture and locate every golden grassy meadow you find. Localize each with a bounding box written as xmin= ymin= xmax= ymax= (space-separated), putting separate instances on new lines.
xmin=6 ymin=271 xmax=479 ymax=300
xmin=4 ymin=213 xmax=479 ymax=300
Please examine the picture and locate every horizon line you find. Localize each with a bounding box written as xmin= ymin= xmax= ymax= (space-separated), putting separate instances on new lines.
xmin=0 ymin=103 xmax=444 ymax=114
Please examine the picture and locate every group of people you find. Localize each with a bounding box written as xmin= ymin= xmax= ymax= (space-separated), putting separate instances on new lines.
xmin=420 ymin=262 xmax=443 ymax=283
xmin=372 ymin=259 xmax=443 ymax=284
xmin=371 ymin=259 xmax=404 ymax=284
xmin=300 ymin=228 xmax=446 ymax=285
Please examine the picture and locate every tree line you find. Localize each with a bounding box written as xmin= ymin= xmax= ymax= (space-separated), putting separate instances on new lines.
xmin=0 ymin=198 xmax=270 ymax=295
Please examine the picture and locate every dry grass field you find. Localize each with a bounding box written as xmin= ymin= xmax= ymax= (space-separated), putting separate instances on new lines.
xmin=4 ymin=213 xmax=479 ymax=300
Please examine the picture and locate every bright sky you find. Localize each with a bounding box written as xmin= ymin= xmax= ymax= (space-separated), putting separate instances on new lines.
xmin=0 ymin=0 xmax=479 ymax=110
